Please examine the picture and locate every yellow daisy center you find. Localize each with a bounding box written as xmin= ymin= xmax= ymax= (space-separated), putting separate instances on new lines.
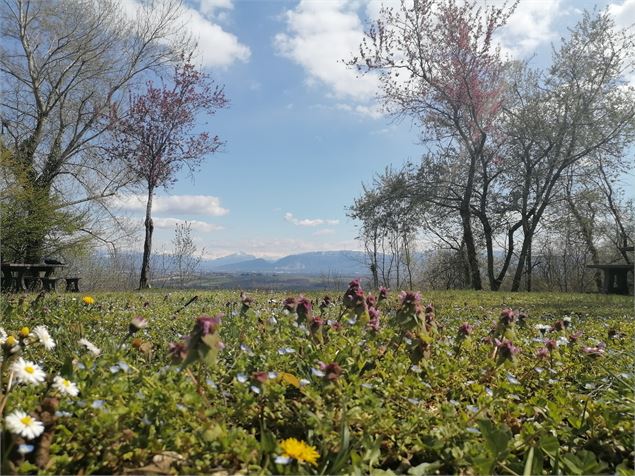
xmin=20 ymin=416 xmax=33 ymax=426
xmin=20 ymin=327 xmax=30 ymax=337
xmin=25 ymin=366 xmax=35 ymax=374
xmin=63 ymin=379 xmax=70 ymax=387
xmin=6 ymin=336 xmax=17 ymax=346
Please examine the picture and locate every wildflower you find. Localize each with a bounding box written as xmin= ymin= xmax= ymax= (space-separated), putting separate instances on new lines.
xmin=296 ymin=296 xmax=312 ymax=322
xmin=5 ymin=335 xmax=17 ymax=348
xmin=318 ymin=361 xmax=342 ymax=381
xmin=458 ymin=322 xmax=474 ymax=337
xmin=552 ymin=320 xmax=565 ymax=332
xmin=252 ymin=371 xmax=268 ymax=383
xmin=17 ymin=444 xmax=35 ymax=455
xmin=4 ymin=410 xmax=45 ymax=440
xmin=535 ymin=324 xmax=551 ymax=336
xmin=78 ymin=338 xmax=101 ymax=356
xmin=368 ymin=307 xmax=380 ymax=332
xmin=319 ymin=295 xmax=332 ymax=310
xmin=366 ymin=294 xmax=377 ymax=309
xmin=378 ymin=286 xmax=389 ymax=301
xmin=545 ymin=338 xmax=558 ymax=351
xmin=168 ymin=341 xmax=188 ymax=363
xmin=10 ymin=358 xmax=46 ymax=385
xmin=495 ymin=338 xmax=520 ymax=365
xmin=196 ymin=314 xmax=222 ymax=336
xmin=0 ymin=328 xmax=6 ymax=345
xmin=568 ymin=330 xmax=583 ymax=344
xmin=309 ymin=316 xmax=324 ymax=332
xmin=279 ymin=438 xmax=320 ymax=466
xmin=582 ymin=344 xmax=606 ymax=357
xmin=19 ymin=327 xmax=30 ymax=338
xmin=282 ymin=297 xmax=297 ymax=313
xmin=33 ymin=325 xmax=55 ymax=350
xmin=82 ymin=296 xmax=95 ymax=305
xmin=342 ymin=279 xmax=363 ymax=309
xmin=500 ymin=308 xmax=516 ymax=325
xmin=535 ymin=347 xmax=549 ymax=360
xmin=53 ymin=376 xmax=79 ymax=397
xmin=129 ymin=316 xmax=148 ymax=334
xmin=240 ymin=291 xmax=253 ymax=309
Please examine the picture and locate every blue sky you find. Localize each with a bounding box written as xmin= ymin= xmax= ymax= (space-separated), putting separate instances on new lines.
xmin=113 ymin=0 xmax=635 ymax=259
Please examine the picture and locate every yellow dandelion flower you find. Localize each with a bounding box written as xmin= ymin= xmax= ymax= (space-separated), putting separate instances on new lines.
xmin=82 ymin=296 xmax=95 ymax=305
xmin=280 ymin=438 xmax=319 ymax=466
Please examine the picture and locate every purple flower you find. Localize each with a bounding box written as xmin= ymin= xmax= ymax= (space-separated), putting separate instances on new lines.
xmin=368 ymin=307 xmax=381 ymax=332
xmin=500 ymin=308 xmax=516 ymax=325
xmin=129 ymin=316 xmax=148 ymax=334
xmin=568 ymin=330 xmax=583 ymax=344
xmin=297 ymin=296 xmax=312 ymax=320
xmin=309 ymin=316 xmax=324 ymax=332
xmin=282 ymin=297 xmax=296 ymax=313
xmin=378 ymin=286 xmax=389 ymax=301
xmin=495 ymin=338 xmax=520 ymax=362
xmin=535 ymin=347 xmax=549 ymax=360
xmin=196 ymin=314 xmax=222 ymax=336
xmin=545 ymin=338 xmax=557 ymax=351
xmin=319 ymin=295 xmax=332 ymax=310
xmin=168 ymin=340 xmax=188 ymax=363
xmin=582 ymin=343 xmax=605 ymax=357
xmin=318 ymin=361 xmax=343 ymax=381
xmin=458 ymin=322 xmax=473 ymax=337
xmin=366 ymin=294 xmax=377 ymax=309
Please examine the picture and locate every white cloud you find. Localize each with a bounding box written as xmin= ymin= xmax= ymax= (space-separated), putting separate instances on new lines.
xmin=313 ymin=228 xmax=336 ymax=236
xmin=284 ymin=212 xmax=339 ymax=227
xmin=496 ymin=0 xmax=564 ymax=58
xmin=199 ymin=0 xmax=233 ymax=17
xmin=154 ymin=217 xmax=224 ymax=233
xmin=120 ymin=0 xmax=249 ymax=69
xmin=608 ymin=0 xmax=635 ymax=29
xmin=274 ymin=0 xmax=380 ymax=102
xmin=111 ymin=194 xmax=229 ymax=216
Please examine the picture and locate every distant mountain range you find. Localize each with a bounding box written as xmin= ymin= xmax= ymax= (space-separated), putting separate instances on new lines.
xmin=200 ymin=250 xmax=369 ymax=276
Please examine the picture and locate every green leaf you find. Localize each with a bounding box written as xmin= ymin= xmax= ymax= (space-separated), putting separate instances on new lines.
xmin=408 ymin=461 xmax=443 ymax=475
xmin=478 ymin=419 xmax=511 ymax=457
xmin=539 ymin=434 xmax=560 ymax=459
xmin=561 ymin=451 xmax=608 ymax=475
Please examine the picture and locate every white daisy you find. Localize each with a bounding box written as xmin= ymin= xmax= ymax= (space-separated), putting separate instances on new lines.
xmin=4 ymin=410 xmax=45 ymax=440
xmin=52 ymin=376 xmax=79 ymax=397
xmin=33 ymin=325 xmax=56 ymax=350
xmin=78 ymin=338 xmax=101 ymax=356
xmin=0 ymin=328 xmax=7 ymax=345
xmin=10 ymin=358 xmax=46 ymax=385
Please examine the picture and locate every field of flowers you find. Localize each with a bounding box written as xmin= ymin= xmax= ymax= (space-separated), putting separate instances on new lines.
xmin=0 ymin=283 xmax=633 ymax=475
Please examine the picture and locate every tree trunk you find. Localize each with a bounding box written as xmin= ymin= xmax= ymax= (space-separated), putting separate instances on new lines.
xmin=511 ymin=221 xmax=532 ymax=292
xmin=139 ymin=186 xmax=155 ymax=290
xmin=459 ymin=207 xmax=482 ymax=290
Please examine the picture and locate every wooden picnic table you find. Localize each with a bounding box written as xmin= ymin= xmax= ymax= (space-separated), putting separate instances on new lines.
xmin=1 ymin=263 xmax=67 ymax=292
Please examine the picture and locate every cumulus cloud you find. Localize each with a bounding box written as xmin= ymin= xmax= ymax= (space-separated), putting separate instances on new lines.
xmin=608 ymin=0 xmax=635 ymax=29
xmin=120 ymin=0 xmax=249 ymax=69
xmin=111 ymin=195 xmax=229 ymax=216
xmin=274 ymin=0 xmax=380 ymax=103
xmin=495 ymin=0 xmax=564 ymax=58
xmin=154 ymin=217 xmax=224 ymax=233
xmin=199 ymin=0 xmax=233 ymax=17
xmin=284 ymin=212 xmax=339 ymax=227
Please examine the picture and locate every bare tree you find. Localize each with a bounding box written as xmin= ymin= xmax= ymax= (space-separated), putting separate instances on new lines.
xmin=171 ymin=221 xmax=203 ymax=288
xmin=0 ymin=0 xmax=189 ymax=261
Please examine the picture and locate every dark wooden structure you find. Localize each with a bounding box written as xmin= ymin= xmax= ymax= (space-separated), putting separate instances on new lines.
xmin=587 ymin=246 xmax=633 ymax=295
xmin=1 ymin=263 xmax=67 ymax=292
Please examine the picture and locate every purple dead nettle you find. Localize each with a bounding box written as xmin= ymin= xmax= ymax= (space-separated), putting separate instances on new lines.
xmin=535 ymin=347 xmax=550 ymax=360
xmin=343 ymin=279 xmax=362 ymax=309
xmin=582 ymin=342 xmax=606 ymax=357
xmin=367 ymin=307 xmax=381 ymax=332
xmin=318 ymin=361 xmax=343 ymax=382
xmin=168 ymin=340 xmax=188 ymax=363
xmin=458 ymin=322 xmax=474 ymax=337
xmin=568 ymin=330 xmax=583 ymax=344
xmin=196 ymin=314 xmax=222 ymax=336
xmin=545 ymin=338 xmax=558 ymax=351
xmin=378 ymin=286 xmax=389 ymax=302
xmin=282 ymin=297 xmax=297 ymax=313
xmin=309 ymin=316 xmax=324 ymax=333
xmin=500 ymin=308 xmax=516 ymax=326
xmin=366 ymin=294 xmax=377 ymax=309
xmin=319 ymin=295 xmax=332 ymax=310
xmin=495 ymin=338 xmax=520 ymax=365
xmin=296 ymin=296 xmax=312 ymax=322
xmin=129 ymin=316 xmax=148 ymax=334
